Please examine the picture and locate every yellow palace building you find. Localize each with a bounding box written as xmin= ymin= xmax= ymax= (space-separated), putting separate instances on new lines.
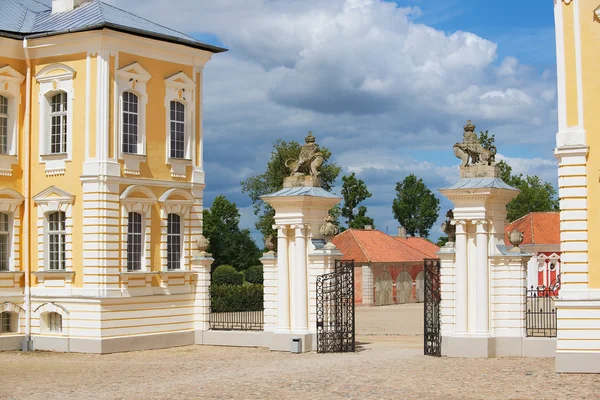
xmin=553 ymin=0 xmax=600 ymax=373
xmin=0 ymin=0 xmax=225 ymax=352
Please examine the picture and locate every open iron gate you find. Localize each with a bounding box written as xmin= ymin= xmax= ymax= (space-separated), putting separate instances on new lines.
xmin=316 ymin=259 xmax=355 ymax=353
xmin=424 ymin=258 xmax=441 ymax=357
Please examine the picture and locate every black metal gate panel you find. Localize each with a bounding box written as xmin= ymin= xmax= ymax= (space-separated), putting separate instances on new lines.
xmin=316 ymin=259 xmax=355 ymax=353
xmin=424 ymin=258 xmax=441 ymax=357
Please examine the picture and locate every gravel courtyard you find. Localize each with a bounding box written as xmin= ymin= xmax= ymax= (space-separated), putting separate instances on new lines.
xmin=2 ymin=304 xmax=598 ymax=400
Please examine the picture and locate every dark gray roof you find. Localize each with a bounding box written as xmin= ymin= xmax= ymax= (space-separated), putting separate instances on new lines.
xmin=0 ymin=0 xmax=226 ymax=53
xmin=444 ymin=177 xmax=518 ymax=191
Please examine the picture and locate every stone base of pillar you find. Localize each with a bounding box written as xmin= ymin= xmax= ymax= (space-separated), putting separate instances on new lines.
xmin=556 ymin=352 xmax=600 ymax=373
xmin=196 ymin=330 xmax=315 ymax=353
xmin=442 ymin=335 xmax=556 ymax=358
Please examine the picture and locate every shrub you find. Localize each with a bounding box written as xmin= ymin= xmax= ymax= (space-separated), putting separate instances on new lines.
xmin=210 ymin=284 xmax=264 ymax=312
xmin=212 ymin=265 xmax=243 ymax=286
xmin=245 ymin=265 xmax=263 ymax=284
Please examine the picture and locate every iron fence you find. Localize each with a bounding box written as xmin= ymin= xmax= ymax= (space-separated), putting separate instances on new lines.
xmin=209 ymin=310 xmax=264 ymax=331
xmin=526 ymin=285 xmax=557 ymax=338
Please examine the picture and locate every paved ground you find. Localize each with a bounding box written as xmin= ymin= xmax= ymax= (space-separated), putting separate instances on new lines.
xmin=2 ymin=304 xmax=598 ymax=400
xmin=356 ymin=302 xmax=423 ymax=335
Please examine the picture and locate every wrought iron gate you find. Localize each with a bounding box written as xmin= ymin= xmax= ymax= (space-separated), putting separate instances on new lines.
xmin=424 ymin=258 xmax=441 ymax=357
xmin=316 ymin=259 xmax=355 ymax=353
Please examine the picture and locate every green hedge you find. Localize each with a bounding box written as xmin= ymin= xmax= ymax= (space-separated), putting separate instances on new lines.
xmin=212 ymin=265 xmax=243 ymax=286
xmin=210 ymin=284 xmax=264 ymax=312
xmin=245 ymin=265 xmax=263 ymax=284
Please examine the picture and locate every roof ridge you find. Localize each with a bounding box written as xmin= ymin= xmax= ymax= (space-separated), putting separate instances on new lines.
xmin=98 ymin=1 xmax=197 ymax=42
xmin=349 ymin=229 xmax=372 ymax=263
xmin=398 ymin=237 xmax=434 ymax=258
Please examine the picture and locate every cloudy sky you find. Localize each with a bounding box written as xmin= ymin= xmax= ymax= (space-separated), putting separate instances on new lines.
xmin=107 ymin=0 xmax=558 ymax=242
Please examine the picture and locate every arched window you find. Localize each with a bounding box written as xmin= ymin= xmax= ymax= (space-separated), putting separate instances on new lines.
xmin=48 ymin=312 xmax=62 ymax=332
xmin=169 ymin=101 xmax=185 ymax=159
xmin=0 ymin=311 xmax=13 ymax=333
xmin=0 ymin=213 xmax=10 ymax=271
xmin=127 ymin=212 xmax=143 ymax=271
xmin=122 ymin=91 xmax=139 ymax=154
xmin=0 ymin=95 xmax=8 ymax=155
xmin=50 ymin=92 xmax=68 ymax=154
xmin=48 ymin=211 xmax=66 ymax=270
xmin=167 ymin=213 xmax=181 ymax=270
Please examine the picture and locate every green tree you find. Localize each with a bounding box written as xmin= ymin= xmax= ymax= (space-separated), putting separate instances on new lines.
xmin=241 ymin=139 xmax=341 ymax=241
xmin=203 ymin=195 xmax=262 ymax=271
xmin=478 ymin=133 xmax=559 ymax=222
xmin=436 ymin=236 xmax=449 ymax=247
xmin=348 ymin=206 xmax=375 ymax=229
xmin=341 ymin=172 xmax=372 ymax=226
xmin=392 ymin=174 xmax=440 ymax=238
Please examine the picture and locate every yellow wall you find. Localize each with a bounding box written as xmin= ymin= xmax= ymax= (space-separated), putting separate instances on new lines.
xmin=563 ymin=2 xmax=579 ymax=127
xmin=578 ymin=0 xmax=600 ymax=287
xmin=30 ymin=53 xmax=88 ymax=287
xmin=117 ymin=53 xmax=196 ymax=181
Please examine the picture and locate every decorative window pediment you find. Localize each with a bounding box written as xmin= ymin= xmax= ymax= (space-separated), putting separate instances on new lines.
xmin=35 ymin=63 xmax=76 ymax=83
xmin=33 ymin=186 xmax=75 ymax=212
xmin=117 ymin=62 xmax=151 ymax=83
xmin=0 ymin=65 xmax=25 ymax=86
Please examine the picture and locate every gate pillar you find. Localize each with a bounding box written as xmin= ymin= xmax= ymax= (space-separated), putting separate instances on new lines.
xmin=261 ymin=180 xmax=341 ymax=352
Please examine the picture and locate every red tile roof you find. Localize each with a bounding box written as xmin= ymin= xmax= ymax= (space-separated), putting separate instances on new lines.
xmin=332 ymin=229 xmax=439 ymax=263
xmin=395 ymin=236 xmax=440 ymax=259
xmin=504 ymin=212 xmax=560 ymax=246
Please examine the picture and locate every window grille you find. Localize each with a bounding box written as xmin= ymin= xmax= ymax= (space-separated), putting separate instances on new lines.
xmin=122 ymin=91 xmax=139 ymax=154
xmin=0 ymin=95 xmax=8 ymax=155
xmin=127 ymin=212 xmax=143 ymax=271
xmin=50 ymin=92 xmax=68 ymax=154
xmin=0 ymin=312 xmax=11 ymax=333
xmin=48 ymin=211 xmax=66 ymax=270
xmin=0 ymin=213 xmax=9 ymax=271
xmin=169 ymin=101 xmax=185 ymax=159
xmin=48 ymin=312 xmax=62 ymax=333
xmin=167 ymin=213 xmax=181 ymax=270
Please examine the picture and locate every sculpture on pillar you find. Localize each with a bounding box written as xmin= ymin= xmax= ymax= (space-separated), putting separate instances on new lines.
xmin=319 ymin=214 xmax=340 ymax=243
xmin=453 ymin=120 xmax=497 ymax=167
xmin=440 ymin=210 xmax=456 ymax=244
xmin=285 ymin=131 xmax=324 ymax=177
xmin=195 ymin=235 xmax=210 ymax=254
xmin=508 ymin=229 xmax=524 ymax=252
xmin=264 ymin=234 xmax=276 ymax=253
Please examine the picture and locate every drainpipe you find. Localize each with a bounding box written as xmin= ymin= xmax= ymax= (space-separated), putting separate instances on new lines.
xmin=21 ymin=38 xmax=33 ymax=352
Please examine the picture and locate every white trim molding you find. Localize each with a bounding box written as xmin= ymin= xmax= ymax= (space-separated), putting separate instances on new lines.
xmin=33 ymin=302 xmax=70 ymax=335
xmin=159 ymin=189 xmax=194 ymax=272
xmin=36 ymin=63 xmax=76 ymax=176
xmin=164 ymin=72 xmax=196 ymax=178
xmin=0 ymin=65 xmax=25 ymax=176
xmin=0 ymin=188 xmax=24 ymax=273
xmin=116 ymin=62 xmax=151 ymax=176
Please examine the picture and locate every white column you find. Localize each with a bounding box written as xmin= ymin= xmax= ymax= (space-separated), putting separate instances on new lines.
xmin=454 ymin=221 xmax=468 ymax=334
xmin=362 ymin=265 xmax=374 ymax=305
xmin=475 ymin=220 xmax=489 ymax=335
xmin=276 ymin=225 xmax=290 ymax=332
xmin=293 ymin=224 xmax=308 ymax=332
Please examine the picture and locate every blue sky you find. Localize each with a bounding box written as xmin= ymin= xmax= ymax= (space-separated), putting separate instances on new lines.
xmin=111 ymin=0 xmax=559 ymax=243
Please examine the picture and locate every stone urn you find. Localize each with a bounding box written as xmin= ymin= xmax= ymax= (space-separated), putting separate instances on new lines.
xmin=508 ymin=229 xmax=524 ymax=252
xmin=264 ymin=234 xmax=276 ymax=253
xmin=196 ymin=235 xmax=210 ymax=253
xmin=320 ymin=215 xmax=340 ymax=243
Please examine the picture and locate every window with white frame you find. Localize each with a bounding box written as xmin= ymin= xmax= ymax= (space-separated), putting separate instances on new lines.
xmin=48 ymin=312 xmax=62 ymax=332
xmin=0 ymin=312 xmax=12 ymax=333
xmin=127 ymin=212 xmax=143 ymax=271
xmin=122 ymin=91 xmax=139 ymax=154
xmin=49 ymin=92 xmax=68 ymax=154
xmin=35 ymin=63 xmax=75 ymax=176
xmin=0 ymin=213 xmax=10 ymax=271
xmin=169 ymin=101 xmax=186 ymax=159
xmin=167 ymin=213 xmax=182 ymax=270
xmin=0 ymin=95 xmax=8 ymax=155
xmin=47 ymin=211 xmax=66 ymax=270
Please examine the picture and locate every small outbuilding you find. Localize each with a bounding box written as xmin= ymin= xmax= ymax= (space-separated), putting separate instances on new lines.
xmin=332 ymin=228 xmax=439 ymax=306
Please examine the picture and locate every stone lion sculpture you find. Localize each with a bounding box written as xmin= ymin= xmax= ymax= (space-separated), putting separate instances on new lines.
xmin=285 ymin=131 xmax=324 ymax=177
xmin=453 ymin=120 xmax=497 ymax=167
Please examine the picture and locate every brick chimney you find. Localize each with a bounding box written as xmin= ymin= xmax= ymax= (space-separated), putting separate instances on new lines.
xmin=52 ymin=0 xmax=92 ymax=14
xmin=398 ymin=226 xmax=407 ymax=239
xmin=364 ymin=225 xmax=373 ymax=230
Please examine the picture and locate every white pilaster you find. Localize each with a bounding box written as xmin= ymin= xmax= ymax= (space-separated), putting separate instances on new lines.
xmin=454 ymin=221 xmax=468 ymax=334
xmin=191 ymin=252 xmax=213 ymax=332
xmin=475 ymin=220 xmax=489 ymax=335
xmin=275 ymin=225 xmax=290 ymax=332
xmin=361 ymin=265 xmax=374 ymax=305
xmin=292 ymin=224 xmax=308 ymax=332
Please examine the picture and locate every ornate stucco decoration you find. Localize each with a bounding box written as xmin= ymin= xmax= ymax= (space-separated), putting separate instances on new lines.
xmin=319 ymin=214 xmax=340 ymax=243
xmin=453 ymin=120 xmax=497 ymax=167
xmin=440 ymin=210 xmax=456 ymax=245
xmin=286 ymin=131 xmax=324 ymax=177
